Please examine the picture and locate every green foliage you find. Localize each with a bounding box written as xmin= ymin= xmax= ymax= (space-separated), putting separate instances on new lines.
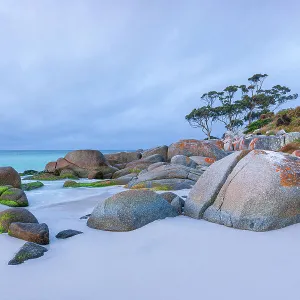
xmin=19 ymin=170 xmax=38 ymax=176
xmin=244 ymin=118 xmax=273 ymax=134
xmin=186 ymin=73 xmax=298 ymax=136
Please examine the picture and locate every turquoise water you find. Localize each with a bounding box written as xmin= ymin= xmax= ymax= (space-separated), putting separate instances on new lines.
xmin=0 ymin=150 xmax=126 ymax=172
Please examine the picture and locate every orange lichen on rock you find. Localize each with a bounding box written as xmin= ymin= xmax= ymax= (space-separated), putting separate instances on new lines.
xmin=249 ymin=138 xmax=259 ymax=150
xmin=274 ymin=158 xmax=300 ymax=187
xmin=204 ymin=157 xmax=216 ymax=164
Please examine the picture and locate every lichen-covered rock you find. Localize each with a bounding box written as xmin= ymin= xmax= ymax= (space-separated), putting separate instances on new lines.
xmin=0 ymin=187 xmax=28 ymax=207
xmin=56 ymin=229 xmax=83 ymax=239
xmin=129 ymin=178 xmax=197 ymax=190
xmin=185 ymin=151 xmax=249 ymax=219
xmin=189 ymin=156 xmax=216 ymax=166
xmin=8 ymin=242 xmax=48 ymax=265
xmin=0 ymin=208 xmax=38 ymax=233
xmin=127 ymin=164 xmax=203 ymax=190
xmin=0 ymin=167 xmax=21 ymax=188
xmin=8 ymin=222 xmax=49 ymax=245
xmin=168 ymin=139 xmax=226 ymax=161
xmin=142 ymin=146 xmax=168 ymax=162
xmin=171 ymin=155 xmax=197 ymax=168
xmin=185 ymin=150 xmax=300 ymax=231
xmin=87 ymin=190 xmax=178 ymax=231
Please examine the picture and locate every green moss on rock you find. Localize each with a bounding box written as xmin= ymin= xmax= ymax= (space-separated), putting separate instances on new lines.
xmin=63 ymin=180 xmax=117 ymax=188
xmin=21 ymin=181 xmax=44 ymax=191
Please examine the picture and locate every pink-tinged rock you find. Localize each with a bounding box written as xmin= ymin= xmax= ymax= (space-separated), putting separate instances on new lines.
xmin=292 ymin=150 xmax=300 ymax=157
xmin=56 ymin=158 xmax=71 ymax=170
xmin=223 ymin=140 xmax=233 ymax=151
xmin=65 ymin=150 xmax=107 ymax=169
xmin=45 ymin=162 xmax=57 ymax=173
xmin=167 ymin=139 xmax=226 ymax=161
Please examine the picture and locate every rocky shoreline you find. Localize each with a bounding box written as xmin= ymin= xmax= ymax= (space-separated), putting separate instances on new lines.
xmin=0 ymin=134 xmax=299 ymax=265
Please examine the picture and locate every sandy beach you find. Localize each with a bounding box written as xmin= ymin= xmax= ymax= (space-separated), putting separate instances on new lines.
xmin=1 ymin=181 xmax=299 ymax=300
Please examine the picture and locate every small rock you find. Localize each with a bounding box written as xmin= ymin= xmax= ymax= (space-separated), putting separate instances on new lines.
xmin=8 ymin=222 xmax=49 ymax=245
xmin=8 ymin=242 xmax=48 ymax=265
xmin=80 ymin=214 xmax=91 ymax=220
xmin=56 ymin=229 xmax=83 ymax=239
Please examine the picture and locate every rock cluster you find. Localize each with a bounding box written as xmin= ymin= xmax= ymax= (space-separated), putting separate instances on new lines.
xmin=185 ymin=150 xmax=300 ymax=231
xmin=223 ymin=131 xmax=300 ymax=152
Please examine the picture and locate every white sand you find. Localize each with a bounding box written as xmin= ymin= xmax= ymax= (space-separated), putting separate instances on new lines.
xmin=1 ymin=181 xmax=299 ymax=300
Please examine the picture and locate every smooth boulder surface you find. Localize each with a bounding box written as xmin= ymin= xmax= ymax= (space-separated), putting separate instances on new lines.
xmin=168 ymin=139 xmax=226 ymax=161
xmin=0 ymin=167 xmax=21 ymax=188
xmin=8 ymin=242 xmax=48 ymax=265
xmin=65 ymin=150 xmax=107 ymax=169
xmin=104 ymin=151 xmax=142 ymax=165
xmin=142 ymin=146 xmax=168 ymax=162
xmin=185 ymin=150 xmax=300 ymax=231
xmin=45 ymin=150 xmax=117 ymax=179
xmin=185 ymin=151 xmax=249 ymax=219
xmin=0 ymin=208 xmax=38 ymax=233
xmin=0 ymin=186 xmax=28 ymax=207
xmin=87 ymin=190 xmax=178 ymax=231
xmin=127 ymin=164 xmax=203 ymax=190
xmin=8 ymin=223 xmax=49 ymax=245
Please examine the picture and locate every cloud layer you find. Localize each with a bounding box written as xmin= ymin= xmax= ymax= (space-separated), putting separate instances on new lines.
xmin=1 ymin=0 xmax=300 ymax=149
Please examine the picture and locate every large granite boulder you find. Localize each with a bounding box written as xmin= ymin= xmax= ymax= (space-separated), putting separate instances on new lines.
xmin=87 ymin=190 xmax=178 ymax=231
xmin=0 ymin=186 xmax=28 ymax=207
xmin=185 ymin=150 xmax=300 ymax=231
xmin=0 ymin=167 xmax=21 ymax=188
xmin=8 ymin=222 xmax=49 ymax=245
xmin=168 ymin=139 xmax=226 ymax=161
xmin=127 ymin=164 xmax=203 ymax=190
xmin=142 ymin=146 xmax=168 ymax=162
xmin=104 ymin=151 xmax=142 ymax=165
xmin=45 ymin=150 xmax=117 ymax=178
xmin=64 ymin=150 xmax=107 ymax=169
xmin=0 ymin=208 xmax=38 ymax=233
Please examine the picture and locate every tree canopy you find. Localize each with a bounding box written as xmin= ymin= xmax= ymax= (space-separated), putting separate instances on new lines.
xmin=186 ymin=73 xmax=298 ymax=139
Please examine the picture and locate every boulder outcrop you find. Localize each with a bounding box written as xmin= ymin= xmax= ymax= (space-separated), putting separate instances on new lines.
xmin=87 ymin=190 xmax=178 ymax=231
xmin=185 ymin=150 xmax=300 ymax=231
xmin=168 ymin=139 xmax=226 ymax=161
xmin=45 ymin=150 xmax=117 ymax=179
xmin=127 ymin=163 xmax=204 ymax=190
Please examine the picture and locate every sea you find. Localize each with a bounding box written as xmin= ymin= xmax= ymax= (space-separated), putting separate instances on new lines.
xmin=0 ymin=150 xmax=127 ymax=172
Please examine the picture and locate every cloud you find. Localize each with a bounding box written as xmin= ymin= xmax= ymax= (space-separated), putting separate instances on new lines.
xmin=0 ymin=0 xmax=300 ymax=149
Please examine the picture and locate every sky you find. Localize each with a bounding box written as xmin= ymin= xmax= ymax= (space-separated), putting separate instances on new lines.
xmin=0 ymin=0 xmax=300 ymax=150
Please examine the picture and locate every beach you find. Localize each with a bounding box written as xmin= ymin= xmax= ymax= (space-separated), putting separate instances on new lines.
xmin=1 ymin=179 xmax=299 ymax=300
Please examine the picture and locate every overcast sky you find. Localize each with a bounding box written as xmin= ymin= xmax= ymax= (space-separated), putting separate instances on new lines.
xmin=0 ymin=0 xmax=300 ymax=150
